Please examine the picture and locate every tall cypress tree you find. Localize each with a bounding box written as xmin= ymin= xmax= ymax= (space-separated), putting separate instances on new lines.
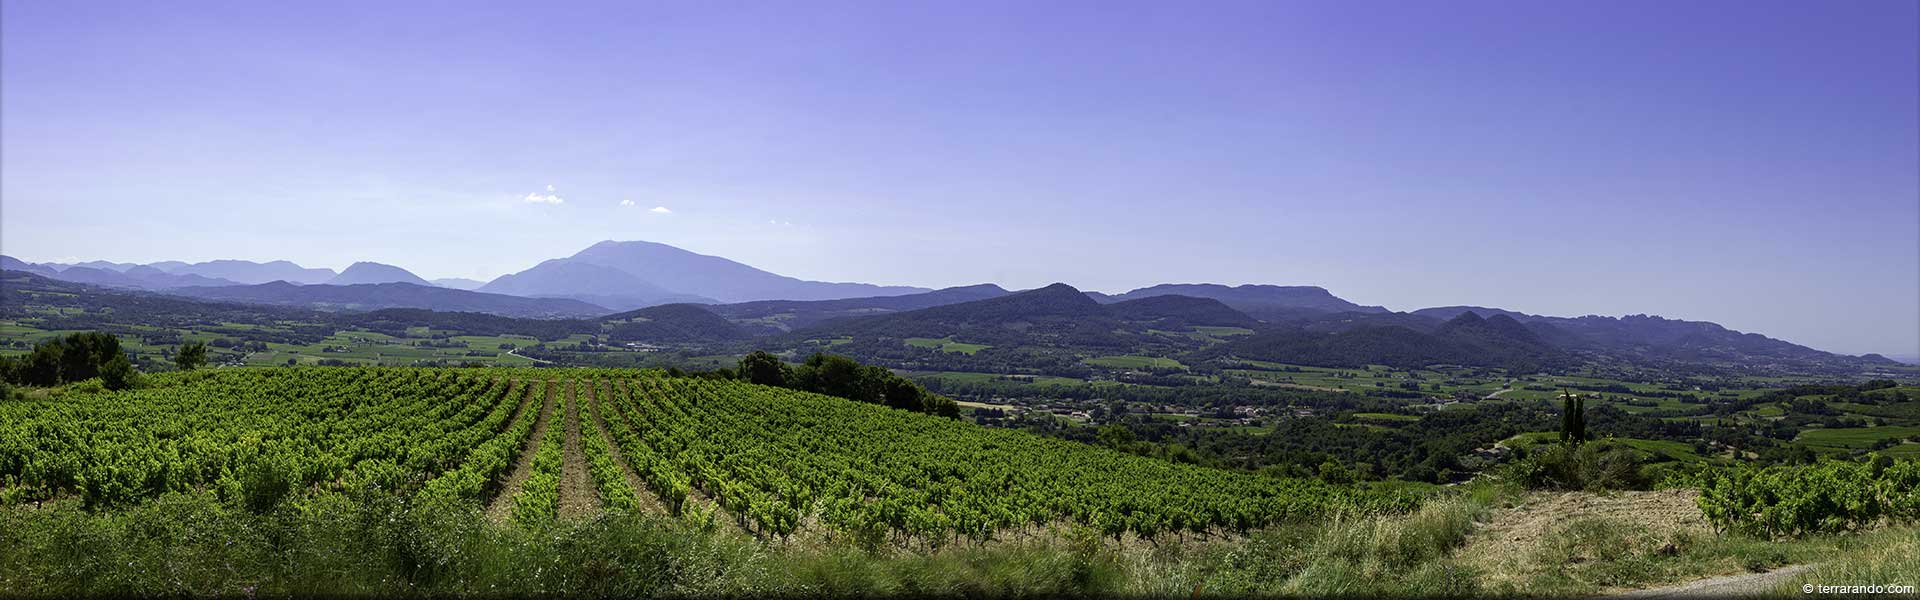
xmin=1560 ymin=390 xmax=1587 ymax=446
xmin=1571 ymin=394 xmax=1587 ymax=445
xmin=1560 ymin=390 xmax=1576 ymax=445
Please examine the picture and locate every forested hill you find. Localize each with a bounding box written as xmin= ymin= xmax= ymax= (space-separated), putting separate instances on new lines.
xmin=167 ymin=281 xmax=609 ymax=319
xmin=601 ymin=303 xmax=748 ymax=343
xmin=1104 ymin=283 xmax=1390 ymax=319
xmin=708 ymin=284 xmax=1013 ymax=333
xmin=1203 ymin=312 xmax=1572 ymax=372
xmin=790 ymin=283 xmax=1258 ymax=349
xmin=1409 ymin=306 xmax=1872 ymax=367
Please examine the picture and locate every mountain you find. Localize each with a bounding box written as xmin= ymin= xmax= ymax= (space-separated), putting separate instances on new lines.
xmin=170 ymin=260 xmax=337 ymax=285
xmin=167 ymin=281 xmax=608 ymax=318
xmin=119 ymin=266 xmax=244 ymax=289
xmin=66 ymin=260 xmax=141 ymax=272
xmin=1410 ymin=305 xmax=1854 ymax=366
xmin=1300 ymin=311 xmax=1446 ymax=334
xmin=709 ymin=284 xmax=1012 ymax=333
xmin=1214 ymin=311 xmax=1569 ymax=372
xmin=29 ymin=266 xmax=136 ymax=288
xmin=793 ymin=284 xmax=1262 ymax=351
xmin=552 ymin=240 xmax=929 ymax=303
xmin=1105 ymin=295 xmax=1260 ymax=328
xmin=796 ymin=283 xmax=1122 ymax=347
xmin=4 ymin=258 xmax=245 ymax=289
xmin=1105 ymin=284 xmax=1388 ymax=321
xmin=601 ymin=304 xmax=747 ymax=343
xmin=431 ymin=278 xmax=488 ymax=291
xmin=478 ymin=259 xmax=713 ymax=310
xmin=0 ymin=256 xmax=59 ymax=277
xmin=328 ymin=262 xmax=431 ymax=286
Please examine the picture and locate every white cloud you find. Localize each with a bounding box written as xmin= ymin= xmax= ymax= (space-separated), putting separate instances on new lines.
xmin=619 ymin=199 xmax=636 ymax=207
xmin=546 ymin=184 xmax=556 ymax=192
xmin=650 ymin=206 xmax=672 ymax=214
xmin=523 ymin=192 xmax=564 ymax=204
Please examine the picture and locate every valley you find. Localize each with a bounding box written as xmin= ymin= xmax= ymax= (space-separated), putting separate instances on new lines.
xmin=2 ymin=245 xmax=1916 ymax=597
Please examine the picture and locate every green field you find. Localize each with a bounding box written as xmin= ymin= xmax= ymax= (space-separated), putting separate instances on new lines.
xmin=903 ymin=336 xmax=991 ymax=355
xmin=1796 ymin=426 xmax=1920 ymax=450
xmin=1085 ymin=355 xmax=1186 ymax=370
xmin=1352 ymin=412 xmax=1421 ymax=423
xmin=1191 ymin=326 xmax=1255 ymax=337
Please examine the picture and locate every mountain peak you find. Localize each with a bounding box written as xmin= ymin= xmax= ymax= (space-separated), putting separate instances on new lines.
xmin=557 ymin=240 xmax=927 ymax=303
xmin=329 ymin=262 xmax=430 ymax=286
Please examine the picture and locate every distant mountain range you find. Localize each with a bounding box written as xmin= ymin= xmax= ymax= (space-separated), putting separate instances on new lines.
xmin=168 ymin=281 xmax=606 ymax=319
xmin=0 ymin=241 xmax=1895 ymax=368
xmin=1098 ymin=283 xmax=1390 ymax=321
xmin=788 ymin=283 xmax=1263 ymax=351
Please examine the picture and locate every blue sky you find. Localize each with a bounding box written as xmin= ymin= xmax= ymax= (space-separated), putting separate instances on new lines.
xmin=2 ymin=0 xmax=1915 ymax=356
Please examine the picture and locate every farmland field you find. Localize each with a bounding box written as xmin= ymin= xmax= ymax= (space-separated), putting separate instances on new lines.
xmin=903 ymin=336 xmax=991 ymax=355
xmin=0 ymin=367 xmax=1410 ymax=539
xmin=1795 ymin=426 xmax=1920 ymax=450
xmin=1084 ymin=355 xmax=1185 ymax=370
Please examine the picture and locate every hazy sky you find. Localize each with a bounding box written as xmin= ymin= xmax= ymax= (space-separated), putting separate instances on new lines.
xmin=2 ymin=1 xmax=1915 ymax=356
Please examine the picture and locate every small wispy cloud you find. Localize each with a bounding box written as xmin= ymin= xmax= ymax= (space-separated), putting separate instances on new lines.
xmin=523 ymin=184 xmax=564 ymax=204
xmin=619 ymin=199 xmax=636 ymax=207
xmin=650 ymin=206 xmax=672 ymax=214
xmin=767 ymin=219 xmax=792 ymax=226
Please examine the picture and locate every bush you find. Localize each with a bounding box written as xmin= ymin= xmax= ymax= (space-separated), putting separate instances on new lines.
xmin=1503 ymin=442 xmax=1650 ymax=491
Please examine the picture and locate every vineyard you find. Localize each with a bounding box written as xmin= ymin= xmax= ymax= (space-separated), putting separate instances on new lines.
xmin=0 ymin=367 xmax=1413 ymax=541
xmin=1697 ymin=458 xmax=1920 ymax=537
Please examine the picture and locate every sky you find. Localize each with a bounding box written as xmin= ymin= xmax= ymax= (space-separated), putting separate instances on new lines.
xmin=2 ymin=0 xmax=1916 ymax=357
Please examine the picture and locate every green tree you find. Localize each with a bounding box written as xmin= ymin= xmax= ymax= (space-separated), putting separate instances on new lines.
xmin=737 ymin=350 xmax=791 ymax=387
xmin=6 ymin=332 xmax=128 ymax=386
xmin=1560 ymin=390 xmax=1586 ymax=446
xmin=175 ymin=342 xmax=209 ymax=371
xmin=99 ymin=354 xmax=139 ymax=391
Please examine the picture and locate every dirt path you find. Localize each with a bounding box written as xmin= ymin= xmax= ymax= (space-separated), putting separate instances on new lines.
xmin=1600 ymin=564 xmax=1816 ymax=599
xmin=558 ymin=379 xmax=599 ymax=519
xmin=585 ymin=379 xmax=671 ymax=515
xmin=486 ymin=380 xmax=554 ymax=521
xmin=1459 ymin=489 xmax=1714 ymax=593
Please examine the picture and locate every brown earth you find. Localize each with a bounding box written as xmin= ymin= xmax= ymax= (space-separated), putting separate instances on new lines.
xmin=583 ymin=379 xmax=672 ymax=515
xmin=558 ymin=379 xmax=600 ymax=519
xmin=485 ymin=380 xmax=554 ymax=521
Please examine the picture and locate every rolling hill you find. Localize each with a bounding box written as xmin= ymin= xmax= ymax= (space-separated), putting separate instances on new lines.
xmin=166 ymin=281 xmax=608 ymax=318
xmin=794 ymin=283 xmax=1260 ymax=351
xmin=1104 ymin=284 xmax=1389 ymax=321
xmin=1410 ymin=306 xmax=1853 ymax=366
xmin=1212 ymin=311 xmax=1571 ymax=371
xmin=601 ymin=303 xmax=748 ymax=343
xmin=709 ymin=283 xmax=1012 ymax=332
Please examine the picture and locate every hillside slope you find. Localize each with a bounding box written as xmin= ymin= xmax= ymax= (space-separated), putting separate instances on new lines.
xmin=168 ymin=281 xmax=609 ymax=318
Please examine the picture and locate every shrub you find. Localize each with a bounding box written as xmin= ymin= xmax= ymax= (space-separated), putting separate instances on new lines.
xmin=1503 ymin=442 xmax=1650 ymax=491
